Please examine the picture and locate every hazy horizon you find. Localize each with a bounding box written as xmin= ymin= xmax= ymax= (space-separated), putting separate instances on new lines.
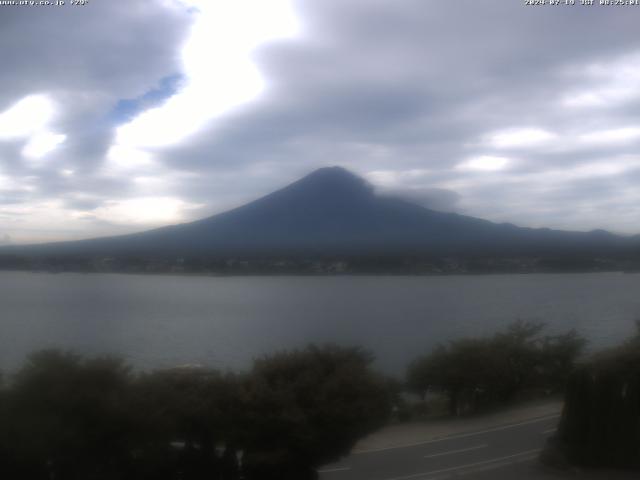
xmin=6 ymin=165 xmax=640 ymax=248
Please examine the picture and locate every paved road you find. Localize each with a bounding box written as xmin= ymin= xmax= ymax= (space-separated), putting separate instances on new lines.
xmin=318 ymin=414 xmax=561 ymax=480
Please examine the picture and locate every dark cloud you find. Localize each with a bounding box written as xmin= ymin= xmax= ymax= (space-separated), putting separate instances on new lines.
xmin=0 ymin=2 xmax=190 ymax=106
xmin=384 ymin=188 xmax=462 ymax=213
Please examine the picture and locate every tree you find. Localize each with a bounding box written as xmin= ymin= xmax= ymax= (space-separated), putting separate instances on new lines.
xmin=538 ymin=329 xmax=587 ymax=393
xmin=5 ymin=350 xmax=134 ymax=480
xmin=0 ymin=370 xmax=10 ymax=474
xmin=408 ymin=338 xmax=505 ymax=415
xmin=241 ymin=345 xmax=392 ymax=480
xmin=547 ymin=323 xmax=640 ymax=470
xmin=407 ymin=321 xmax=586 ymax=416
xmin=130 ymin=367 xmax=242 ymax=480
xmin=0 ymin=346 xmax=393 ymax=480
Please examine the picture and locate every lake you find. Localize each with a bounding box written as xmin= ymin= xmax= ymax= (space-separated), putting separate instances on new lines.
xmin=1 ymin=271 xmax=639 ymax=376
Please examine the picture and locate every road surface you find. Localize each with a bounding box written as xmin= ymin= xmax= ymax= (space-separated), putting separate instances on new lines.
xmin=319 ymin=413 xmax=563 ymax=480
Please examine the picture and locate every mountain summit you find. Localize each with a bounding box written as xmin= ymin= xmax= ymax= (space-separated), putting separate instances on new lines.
xmin=4 ymin=167 xmax=635 ymax=258
xmin=276 ymin=166 xmax=374 ymax=199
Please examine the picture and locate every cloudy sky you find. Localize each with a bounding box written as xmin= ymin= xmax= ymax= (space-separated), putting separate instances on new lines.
xmin=1 ymin=0 xmax=640 ymax=244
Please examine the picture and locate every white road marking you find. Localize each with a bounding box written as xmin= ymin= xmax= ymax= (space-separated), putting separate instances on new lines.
xmin=317 ymin=466 xmax=351 ymax=474
xmin=432 ymin=451 xmax=540 ymax=479
xmin=381 ymin=449 xmax=541 ymax=480
xmin=542 ymin=427 xmax=557 ymax=434
xmin=354 ymin=413 xmax=560 ymax=454
xmin=423 ymin=444 xmax=488 ymax=459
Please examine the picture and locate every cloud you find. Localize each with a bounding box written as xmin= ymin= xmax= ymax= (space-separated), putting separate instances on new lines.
xmin=113 ymin=0 xmax=300 ymax=150
xmin=484 ymin=129 xmax=557 ymax=150
xmin=562 ymin=52 xmax=640 ymax=108
xmin=0 ymin=0 xmax=192 ymax=241
xmin=391 ymin=187 xmax=461 ymax=213
xmin=85 ymin=197 xmax=204 ymax=226
xmin=578 ymin=127 xmax=640 ymax=146
xmin=22 ymin=132 xmax=67 ymax=160
xmin=0 ymin=95 xmax=56 ymax=139
xmin=456 ymin=156 xmax=511 ymax=172
xmin=2 ymin=0 xmax=640 ymax=241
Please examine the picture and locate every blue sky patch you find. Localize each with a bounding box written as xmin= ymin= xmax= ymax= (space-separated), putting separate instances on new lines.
xmin=111 ymin=74 xmax=184 ymax=123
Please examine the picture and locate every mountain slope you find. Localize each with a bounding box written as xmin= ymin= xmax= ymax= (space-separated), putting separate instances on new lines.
xmin=4 ymin=167 xmax=637 ymax=257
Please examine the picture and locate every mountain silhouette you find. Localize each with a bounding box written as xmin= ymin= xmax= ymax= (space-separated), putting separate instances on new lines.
xmin=5 ymin=166 xmax=637 ymax=257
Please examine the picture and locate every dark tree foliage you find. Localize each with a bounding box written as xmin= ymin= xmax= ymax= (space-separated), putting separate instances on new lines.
xmin=0 ymin=345 xmax=391 ymax=480
xmin=241 ymin=345 xmax=392 ymax=480
xmin=549 ymin=323 xmax=640 ymax=470
xmin=4 ymin=350 xmax=134 ymax=480
xmin=407 ymin=321 xmax=586 ymax=415
xmin=128 ymin=367 xmax=242 ymax=480
xmin=0 ymin=371 xmax=8 ymax=473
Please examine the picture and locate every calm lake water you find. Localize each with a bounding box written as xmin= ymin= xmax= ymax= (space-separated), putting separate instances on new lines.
xmin=1 ymin=271 xmax=639 ymax=375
